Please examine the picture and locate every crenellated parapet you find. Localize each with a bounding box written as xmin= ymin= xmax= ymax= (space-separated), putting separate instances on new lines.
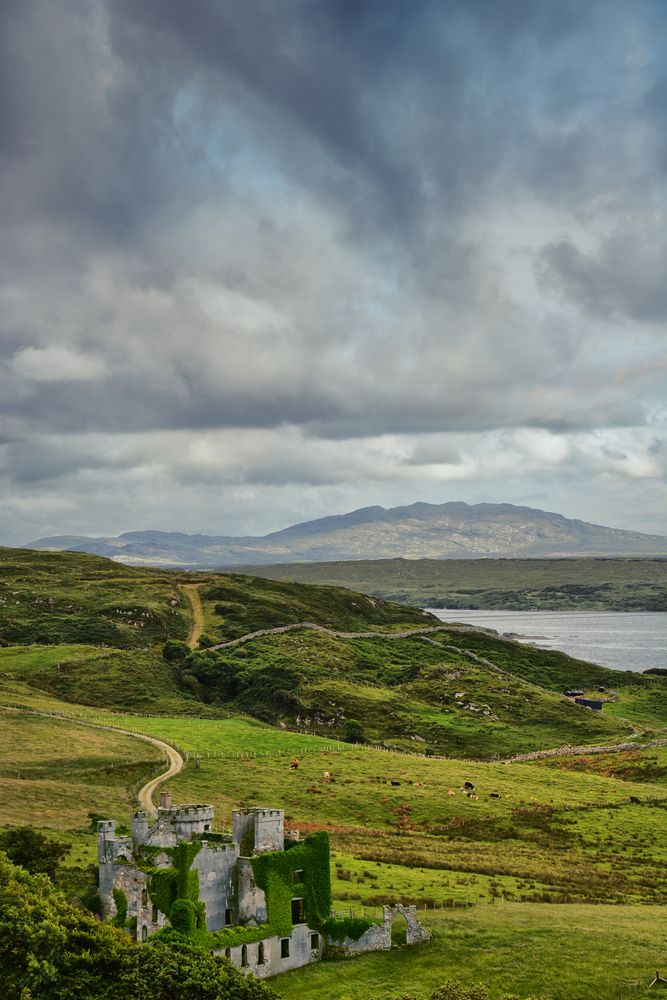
xmin=232 ymin=808 xmax=284 ymax=855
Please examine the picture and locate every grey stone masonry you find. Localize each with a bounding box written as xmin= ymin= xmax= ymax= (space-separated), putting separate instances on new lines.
xmin=98 ymin=802 xmax=430 ymax=975
xmin=232 ymin=808 xmax=284 ymax=855
xmin=330 ymin=904 xmax=432 ymax=955
xmin=192 ymin=841 xmax=239 ymax=932
xmin=214 ymin=924 xmax=323 ymax=979
xmin=237 ymin=857 xmax=268 ymax=925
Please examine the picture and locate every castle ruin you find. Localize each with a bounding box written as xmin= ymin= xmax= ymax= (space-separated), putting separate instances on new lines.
xmin=98 ymin=793 xmax=430 ymax=978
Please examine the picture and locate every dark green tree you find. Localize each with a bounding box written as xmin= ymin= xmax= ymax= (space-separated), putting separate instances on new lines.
xmin=197 ymin=633 xmax=218 ymax=649
xmin=0 ymin=827 xmax=70 ymax=879
xmin=162 ymin=640 xmax=191 ymax=663
xmin=343 ymin=719 xmax=366 ymax=744
xmin=117 ymin=940 xmax=279 ymax=999
xmin=0 ymin=853 xmax=278 ymax=999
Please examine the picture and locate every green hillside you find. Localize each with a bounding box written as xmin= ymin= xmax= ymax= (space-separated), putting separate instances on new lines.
xmin=243 ymin=556 xmax=667 ymax=611
xmin=1 ymin=546 xmax=664 ymax=756
xmin=1 ymin=546 xmax=667 ymax=999
xmin=182 ymin=629 xmax=631 ymax=757
xmin=0 ymin=548 xmax=190 ymax=647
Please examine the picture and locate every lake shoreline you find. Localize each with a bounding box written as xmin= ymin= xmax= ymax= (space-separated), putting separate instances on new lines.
xmin=425 ymin=608 xmax=667 ymax=674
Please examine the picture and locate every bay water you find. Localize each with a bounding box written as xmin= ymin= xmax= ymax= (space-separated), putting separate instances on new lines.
xmin=425 ymin=608 xmax=666 ymax=673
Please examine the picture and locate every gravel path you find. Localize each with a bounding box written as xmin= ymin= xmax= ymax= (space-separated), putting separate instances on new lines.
xmin=0 ymin=704 xmax=183 ymax=816
xmin=180 ymin=583 xmax=205 ymax=649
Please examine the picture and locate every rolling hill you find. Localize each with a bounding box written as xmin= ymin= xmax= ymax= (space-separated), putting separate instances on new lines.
xmin=1 ymin=546 xmax=665 ymax=758
xmin=25 ymin=501 xmax=667 ymax=567
xmin=244 ymin=556 xmax=667 ymax=611
xmin=3 ymin=545 xmax=667 ymax=999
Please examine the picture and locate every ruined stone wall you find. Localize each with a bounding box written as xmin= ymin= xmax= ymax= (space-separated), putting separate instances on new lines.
xmin=232 ymin=808 xmax=284 ymax=855
xmin=139 ymin=805 xmax=215 ymax=848
xmin=112 ymin=864 xmax=168 ymax=941
xmin=214 ymin=924 xmax=322 ymax=978
xmin=335 ymin=921 xmax=391 ymax=954
xmin=237 ymin=858 xmax=267 ymax=924
xmin=192 ymin=841 xmax=239 ymax=931
xmin=253 ymin=809 xmax=284 ymax=853
xmin=98 ymin=820 xmax=135 ymax=916
xmin=329 ymin=904 xmax=431 ymax=956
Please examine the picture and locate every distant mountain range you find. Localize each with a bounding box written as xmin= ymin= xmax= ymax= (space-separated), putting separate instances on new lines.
xmin=24 ymin=501 xmax=667 ymax=567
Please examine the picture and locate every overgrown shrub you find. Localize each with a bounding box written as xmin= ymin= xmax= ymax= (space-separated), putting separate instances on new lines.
xmin=162 ymin=640 xmax=190 ymax=663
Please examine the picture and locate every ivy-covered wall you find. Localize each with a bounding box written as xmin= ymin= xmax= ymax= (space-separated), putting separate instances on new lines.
xmin=146 ymin=841 xmax=204 ymax=930
xmin=251 ymin=831 xmax=331 ymax=933
xmin=152 ymin=831 xmax=332 ymax=952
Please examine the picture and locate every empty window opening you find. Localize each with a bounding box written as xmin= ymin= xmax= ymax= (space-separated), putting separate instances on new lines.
xmin=310 ymin=933 xmax=319 ymax=951
xmin=258 ymin=942 xmax=265 ymax=965
xmin=293 ymin=869 xmax=305 ymax=883
xmin=241 ymin=944 xmax=248 ymax=967
xmin=225 ymin=907 xmax=233 ymax=925
xmin=141 ymin=889 xmax=148 ymax=907
xmin=224 ymin=948 xmax=231 ymax=960
xmin=151 ymin=904 xmax=158 ymax=922
xmin=291 ymin=898 xmax=305 ymax=924
xmin=204 ymin=823 xmax=211 ymax=831
xmin=280 ymin=938 xmax=290 ymax=959
xmin=141 ymin=925 xmax=148 ymax=943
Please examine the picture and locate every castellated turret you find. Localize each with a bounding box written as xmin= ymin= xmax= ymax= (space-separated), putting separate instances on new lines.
xmin=128 ymin=802 xmax=215 ymax=849
xmin=98 ymin=819 xmax=133 ymax=864
xmin=131 ymin=811 xmax=149 ymax=846
xmin=232 ymin=808 xmax=284 ymax=855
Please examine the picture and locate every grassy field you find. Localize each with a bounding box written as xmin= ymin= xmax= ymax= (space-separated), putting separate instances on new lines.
xmin=1 ymin=546 xmax=665 ymax=999
xmin=245 ymin=557 xmax=667 ymax=611
xmin=276 ymin=903 xmax=667 ymax=999
xmin=0 ymin=710 xmax=163 ymax=831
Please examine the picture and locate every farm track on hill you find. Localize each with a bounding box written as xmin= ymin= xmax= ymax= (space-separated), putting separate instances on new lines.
xmin=0 ymin=705 xmax=183 ymax=815
xmin=180 ymin=583 xmax=206 ymax=649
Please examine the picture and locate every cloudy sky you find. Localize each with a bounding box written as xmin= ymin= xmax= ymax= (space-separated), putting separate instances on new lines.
xmin=1 ymin=0 xmax=666 ymax=546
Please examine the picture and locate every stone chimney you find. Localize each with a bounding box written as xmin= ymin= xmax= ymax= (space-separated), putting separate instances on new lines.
xmin=159 ymin=791 xmax=172 ymax=809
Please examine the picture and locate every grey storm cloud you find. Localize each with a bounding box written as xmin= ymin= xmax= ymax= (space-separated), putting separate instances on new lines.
xmin=0 ymin=0 xmax=666 ymax=543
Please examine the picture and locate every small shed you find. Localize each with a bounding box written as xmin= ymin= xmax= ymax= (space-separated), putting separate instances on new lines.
xmin=574 ymin=697 xmax=603 ymax=711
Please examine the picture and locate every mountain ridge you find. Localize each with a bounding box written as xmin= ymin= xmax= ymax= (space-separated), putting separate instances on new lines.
xmin=24 ymin=501 xmax=667 ymax=567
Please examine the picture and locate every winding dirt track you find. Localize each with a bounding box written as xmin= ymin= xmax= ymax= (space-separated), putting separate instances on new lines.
xmin=179 ymin=583 xmax=206 ymax=649
xmin=0 ymin=705 xmax=183 ymax=816
xmin=135 ymin=735 xmax=184 ymax=814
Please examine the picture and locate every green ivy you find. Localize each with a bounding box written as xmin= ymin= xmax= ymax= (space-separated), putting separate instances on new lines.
xmin=151 ymin=832 xmax=333 ymax=954
xmin=250 ymin=832 xmax=331 ymax=934
xmin=112 ymin=887 xmax=128 ymax=927
xmin=147 ymin=841 xmax=204 ymax=931
xmin=320 ymin=916 xmax=376 ymax=943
